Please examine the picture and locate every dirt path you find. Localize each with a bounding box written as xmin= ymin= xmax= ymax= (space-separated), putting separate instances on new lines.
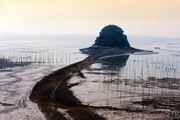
xmin=29 ymin=55 xmax=106 ymax=120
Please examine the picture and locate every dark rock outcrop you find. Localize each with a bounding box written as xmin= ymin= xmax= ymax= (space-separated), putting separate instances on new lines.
xmin=94 ymin=25 xmax=131 ymax=48
xmin=80 ymin=25 xmax=144 ymax=54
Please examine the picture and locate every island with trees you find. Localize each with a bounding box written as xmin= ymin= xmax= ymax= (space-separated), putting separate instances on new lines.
xmin=80 ymin=25 xmax=151 ymax=55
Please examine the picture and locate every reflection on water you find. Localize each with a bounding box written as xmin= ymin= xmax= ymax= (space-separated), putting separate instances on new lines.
xmin=95 ymin=55 xmax=129 ymax=75
xmin=99 ymin=55 xmax=129 ymax=68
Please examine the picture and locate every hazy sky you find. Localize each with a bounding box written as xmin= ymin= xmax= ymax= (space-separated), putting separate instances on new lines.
xmin=0 ymin=0 xmax=180 ymax=37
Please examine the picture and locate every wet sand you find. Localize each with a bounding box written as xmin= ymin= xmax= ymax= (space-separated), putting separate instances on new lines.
xmin=70 ymin=68 xmax=180 ymax=119
xmin=0 ymin=64 xmax=59 ymax=120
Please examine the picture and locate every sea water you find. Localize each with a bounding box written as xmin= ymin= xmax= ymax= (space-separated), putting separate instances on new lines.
xmin=0 ymin=33 xmax=180 ymax=119
xmin=0 ymin=34 xmax=180 ymax=79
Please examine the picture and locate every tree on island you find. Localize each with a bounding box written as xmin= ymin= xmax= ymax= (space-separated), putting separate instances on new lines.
xmin=94 ymin=25 xmax=131 ymax=48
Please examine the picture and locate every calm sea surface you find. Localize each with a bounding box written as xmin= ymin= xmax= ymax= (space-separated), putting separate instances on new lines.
xmin=0 ymin=34 xmax=180 ymax=79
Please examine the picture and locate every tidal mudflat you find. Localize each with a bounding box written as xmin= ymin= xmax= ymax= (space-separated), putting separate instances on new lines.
xmin=0 ymin=36 xmax=180 ymax=119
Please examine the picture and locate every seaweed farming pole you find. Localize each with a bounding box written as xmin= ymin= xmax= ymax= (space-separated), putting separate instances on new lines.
xmin=141 ymin=58 xmax=145 ymax=110
xmin=146 ymin=58 xmax=150 ymax=99
xmin=132 ymin=59 xmax=136 ymax=102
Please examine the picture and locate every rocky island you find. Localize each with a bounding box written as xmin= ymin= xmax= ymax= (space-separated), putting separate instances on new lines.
xmin=80 ymin=25 xmax=151 ymax=56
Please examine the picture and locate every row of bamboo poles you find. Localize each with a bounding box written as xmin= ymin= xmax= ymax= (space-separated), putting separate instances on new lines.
xmin=0 ymin=48 xmax=73 ymax=68
xmin=91 ymin=54 xmax=180 ymax=116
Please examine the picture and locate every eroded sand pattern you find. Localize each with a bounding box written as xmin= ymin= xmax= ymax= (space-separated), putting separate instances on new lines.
xmin=0 ymin=65 xmax=62 ymax=120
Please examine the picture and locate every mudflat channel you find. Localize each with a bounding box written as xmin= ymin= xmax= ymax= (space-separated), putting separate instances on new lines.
xmin=30 ymin=55 xmax=106 ymax=120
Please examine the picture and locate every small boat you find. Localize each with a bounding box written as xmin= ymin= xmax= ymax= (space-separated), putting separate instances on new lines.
xmin=154 ymin=47 xmax=160 ymax=49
